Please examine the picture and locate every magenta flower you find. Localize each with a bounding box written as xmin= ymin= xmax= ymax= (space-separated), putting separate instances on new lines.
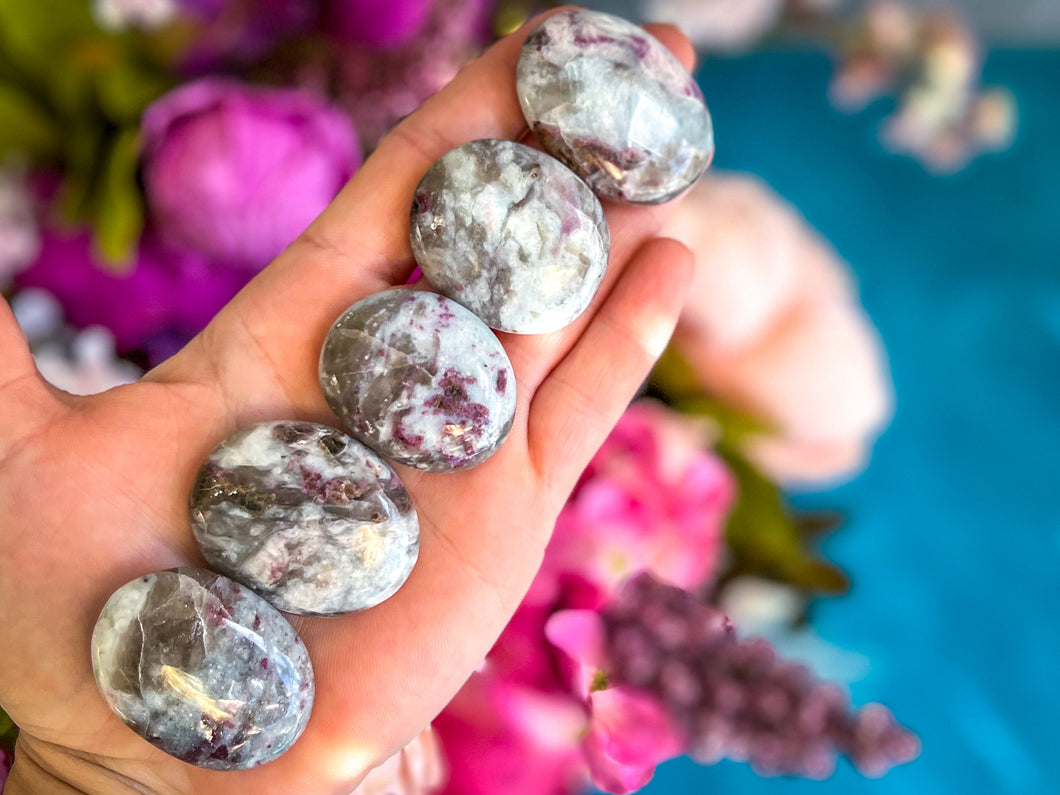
xmin=15 ymin=228 xmax=249 ymax=363
xmin=142 ymin=79 xmax=361 ymax=270
xmin=326 ymin=0 xmax=433 ymax=48
xmin=533 ymin=401 xmax=734 ymax=608
xmin=334 ymin=0 xmax=492 ymax=145
xmin=0 ymin=747 xmax=10 ymax=790
xmin=435 ymin=675 xmax=587 ymax=795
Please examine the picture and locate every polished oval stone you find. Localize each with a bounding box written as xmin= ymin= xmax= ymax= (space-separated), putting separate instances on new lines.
xmin=190 ymin=421 xmax=419 ymax=616
xmin=319 ymin=289 xmax=516 ymax=471
xmin=517 ymin=9 xmax=714 ymax=204
xmin=410 ymin=139 xmax=610 ymax=334
xmin=91 ymin=568 xmax=314 ymax=770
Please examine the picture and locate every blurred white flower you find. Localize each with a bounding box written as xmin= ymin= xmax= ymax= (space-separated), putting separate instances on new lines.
xmin=352 ymin=727 xmax=446 ymax=795
xmin=662 ymin=172 xmax=893 ymax=489
xmin=643 ymin=0 xmax=784 ymax=50
xmin=832 ymin=2 xmax=1015 ymax=173
xmin=11 ymin=289 xmax=142 ymax=396
xmin=0 ymin=165 xmax=40 ymax=288
xmin=720 ymin=577 xmax=870 ymax=684
xmin=92 ymin=0 xmax=177 ymax=31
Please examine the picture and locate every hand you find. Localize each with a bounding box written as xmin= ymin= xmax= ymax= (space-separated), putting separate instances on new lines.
xmin=0 ymin=11 xmax=695 ymax=794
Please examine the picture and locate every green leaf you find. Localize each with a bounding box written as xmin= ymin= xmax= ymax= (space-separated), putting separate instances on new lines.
xmin=676 ymin=395 xmax=773 ymax=448
xmin=0 ymin=0 xmax=99 ymax=76
xmin=648 ymin=344 xmax=702 ymax=401
xmin=721 ymin=451 xmax=849 ymax=595
xmin=649 ymin=346 xmax=773 ymax=446
xmin=91 ymin=127 xmax=144 ymax=268
xmin=95 ymin=60 xmax=172 ymax=124
xmin=0 ymin=704 xmax=17 ymax=750
xmin=57 ymin=123 xmax=107 ymax=223
xmin=0 ymin=82 xmax=60 ymax=158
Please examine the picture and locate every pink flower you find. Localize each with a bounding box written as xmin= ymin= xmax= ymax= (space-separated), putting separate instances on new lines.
xmin=143 ymin=79 xmax=361 ymax=269
xmin=662 ymin=173 xmax=893 ymax=488
xmin=354 ymin=728 xmax=446 ymax=795
xmin=15 ymin=229 xmax=249 ymax=363
xmin=545 ymin=610 xmax=685 ymax=794
xmin=534 ymin=401 xmax=733 ymax=607
xmin=0 ymin=748 xmax=9 ymax=790
xmin=333 ymin=0 xmax=491 ymax=145
xmin=435 ymin=675 xmax=587 ymax=795
xmin=581 ymin=688 xmax=685 ymax=794
xmin=326 ymin=0 xmax=433 ymax=48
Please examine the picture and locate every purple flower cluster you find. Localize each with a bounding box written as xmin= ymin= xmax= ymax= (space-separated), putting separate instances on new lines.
xmin=601 ymin=573 xmax=921 ymax=779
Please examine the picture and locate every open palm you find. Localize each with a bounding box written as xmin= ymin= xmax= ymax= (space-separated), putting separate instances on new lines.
xmin=0 ymin=14 xmax=695 ymax=795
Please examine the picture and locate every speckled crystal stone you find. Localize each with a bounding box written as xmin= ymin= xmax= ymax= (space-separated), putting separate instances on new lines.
xmin=91 ymin=568 xmax=313 ymax=770
xmin=410 ymin=139 xmax=610 ymax=334
xmin=190 ymin=421 xmax=418 ymax=616
xmin=319 ymin=289 xmax=516 ymax=471
xmin=517 ymin=9 xmax=714 ymax=204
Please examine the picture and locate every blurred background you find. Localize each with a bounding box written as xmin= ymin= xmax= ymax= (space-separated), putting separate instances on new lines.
xmin=0 ymin=1 xmax=1057 ymax=793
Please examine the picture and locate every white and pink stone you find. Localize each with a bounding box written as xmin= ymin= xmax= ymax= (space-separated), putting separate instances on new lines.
xmin=91 ymin=568 xmax=313 ymax=770
xmin=319 ymin=289 xmax=516 ymax=471
xmin=517 ymin=9 xmax=714 ymax=204
xmin=410 ymin=139 xmax=610 ymax=334
xmin=190 ymin=421 xmax=419 ymax=616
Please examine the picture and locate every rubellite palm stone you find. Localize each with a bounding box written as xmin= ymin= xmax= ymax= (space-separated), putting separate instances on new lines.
xmin=90 ymin=568 xmax=314 ymax=770
xmin=190 ymin=421 xmax=419 ymax=616
xmin=319 ymin=289 xmax=516 ymax=471
xmin=410 ymin=139 xmax=610 ymax=334
xmin=517 ymin=9 xmax=714 ymax=204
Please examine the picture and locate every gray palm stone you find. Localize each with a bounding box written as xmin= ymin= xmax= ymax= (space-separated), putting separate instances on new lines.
xmin=91 ymin=568 xmax=314 ymax=770
xmin=319 ymin=288 xmax=516 ymax=471
xmin=410 ymin=139 xmax=610 ymax=334
xmin=190 ymin=421 xmax=419 ymax=616
xmin=517 ymin=9 xmax=714 ymax=204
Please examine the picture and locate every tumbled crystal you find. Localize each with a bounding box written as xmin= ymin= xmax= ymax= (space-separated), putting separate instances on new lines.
xmin=517 ymin=9 xmax=714 ymax=204
xmin=190 ymin=421 xmax=418 ymax=616
xmin=91 ymin=568 xmax=313 ymax=770
xmin=319 ymin=289 xmax=516 ymax=471
xmin=410 ymin=139 xmax=610 ymax=334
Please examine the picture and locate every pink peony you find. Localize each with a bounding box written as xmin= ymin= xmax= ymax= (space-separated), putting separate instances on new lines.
xmin=15 ymin=228 xmax=249 ymax=363
xmin=354 ymin=728 xmax=446 ymax=795
xmin=662 ymin=172 xmax=893 ymax=488
xmin=142 ymin=79 xmax=361 ymax=269
xmin=533 ymin=401 xmax=733 ymax=607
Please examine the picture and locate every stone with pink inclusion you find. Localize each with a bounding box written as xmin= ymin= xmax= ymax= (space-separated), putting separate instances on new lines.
xmin=517 ymin=9 xmax=714 ymax=204
xmin=319 ymin=288 xmax=516 ymax=471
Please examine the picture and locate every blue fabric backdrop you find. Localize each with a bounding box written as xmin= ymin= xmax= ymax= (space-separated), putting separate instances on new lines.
xmin=638 ymin=49 xmax=1060 ymax=795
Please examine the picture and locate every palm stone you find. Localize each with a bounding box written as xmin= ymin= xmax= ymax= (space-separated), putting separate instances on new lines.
xmin=319 ymin=289 xmax=516 ymax=471
xmin=190 ymin=421 xmax=419 ymax=616
xmin=517 ymin=9 xmax=714 ymax=204
xmin=91 ymin=568 xmax=313 ymax=770
xmin=410 ymin=139 xmax=610 ymax=334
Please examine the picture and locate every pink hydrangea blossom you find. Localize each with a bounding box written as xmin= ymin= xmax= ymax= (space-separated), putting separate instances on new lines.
xmin=142 ymin=78 xmax=360 ymax=269
xmin=435 ymin=675 xmax=587 ymax=795
xmin=437 ymin=403 xmax=733 ymax=795
xmin=532 ymin=401 xmax=733 ymax=607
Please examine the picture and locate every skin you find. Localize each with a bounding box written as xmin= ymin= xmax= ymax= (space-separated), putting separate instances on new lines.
xmin=0 ymin=10 xmax=696 ymax=794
